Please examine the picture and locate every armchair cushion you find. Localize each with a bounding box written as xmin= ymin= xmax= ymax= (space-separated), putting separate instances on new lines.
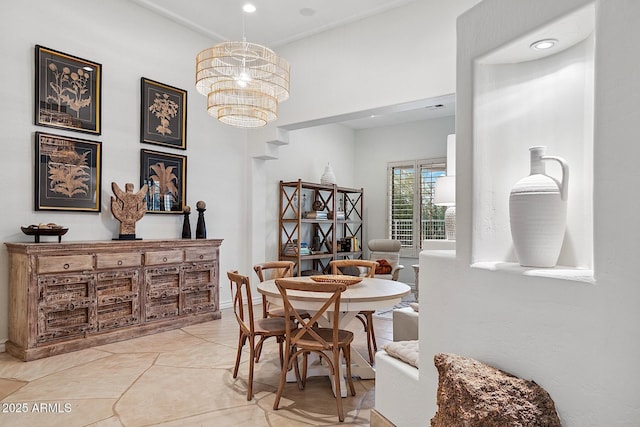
xmin=375 ymin=259 xmax=393 ymax=275
xmin=382 ymin=340 xmax=419 ymax=368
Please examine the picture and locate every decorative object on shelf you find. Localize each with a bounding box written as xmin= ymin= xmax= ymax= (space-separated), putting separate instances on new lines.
xmin=35 ymin=132 xmax=102 ymax=212
xmin=196 ymin=200 xmax=207 ymax=239
xmin=35 ymin=45 xmax=102 ymax=135
xmin=434 ymin=175 xmax=456 ymax=240
xmin=312 ymin=200 xmax=324 ymax=211
xmin=337 ymin=196 xmax=345 ymax=218
xmin=195 ymin=5 xmax=290 ymax=128
xmin=182 ymin=205 xmax=192 ymax=239
xmin=338 ymin=238 xmax=352 ymax=252
xmin=140 ymin=77 xmax=187 ymax=150
xmin=140 ymin=149 xmax=186 ymax=213
xmin=21 ymin=224 xmax=68 ymax=243
xmin=110 ymin=182 xmax=148 ymax=240
xmin=312 ymin=231 xmax=321 ymax=252
xmin=509 ymin=146 xmax=569 ymax=267
xmin=310 ymin=274 xmax=363 ymax=286
xmin=321 ymin=163 xmax=336 ymax=185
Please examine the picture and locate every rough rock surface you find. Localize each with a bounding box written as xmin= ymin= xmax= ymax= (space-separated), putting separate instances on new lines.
xmin=431 ymin=353 xmax=561 ymax=427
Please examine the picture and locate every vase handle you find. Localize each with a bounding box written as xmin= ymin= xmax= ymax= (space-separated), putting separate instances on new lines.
xmin=541 ymin=156 xmax=569 ymax=201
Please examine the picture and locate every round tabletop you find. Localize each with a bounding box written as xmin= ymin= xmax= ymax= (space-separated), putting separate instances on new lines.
xmin=257 ymin=276 xmax=411 ymax=312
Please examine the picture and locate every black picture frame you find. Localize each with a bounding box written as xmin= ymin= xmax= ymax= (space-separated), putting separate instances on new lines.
xmin=35 ymin=132 xmax=102 ymax=212
xmin=35 ymin=45 xmax=102 ymax=135
xmin=140 ymin=149 xmax=186 ymax=214
xmin=141 ymin=78 xmax=187 ymax=150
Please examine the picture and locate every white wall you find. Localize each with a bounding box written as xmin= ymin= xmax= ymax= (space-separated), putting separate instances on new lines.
xmin=355 ymin=117 xmax=455 ymax=284
xmin=275 ymin=0 xmax=479 ymax=126
xmin=418 ymin=0 xmax=640 ymax=426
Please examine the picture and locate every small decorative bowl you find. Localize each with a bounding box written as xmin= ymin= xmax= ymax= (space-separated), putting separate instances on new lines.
xmin=21 ymin=226 xmax=68 ymax=243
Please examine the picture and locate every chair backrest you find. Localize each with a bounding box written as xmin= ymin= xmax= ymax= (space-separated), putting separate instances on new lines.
xmin=368 ymin=239 xmax=401 ymax=269
xmin=329 ymin=259 xmax=378 ymax=278
xmin=275 ymin=278 xmax=346 ymax=349
xmin=253 ymin=261 xmax=295 ymax=282
xmin=227 ymin=271 xmax=255 ymax=335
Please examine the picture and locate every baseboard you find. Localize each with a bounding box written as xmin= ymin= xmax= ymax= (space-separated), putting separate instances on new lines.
xmin=370 ymin=409 xmax=396 ymax=427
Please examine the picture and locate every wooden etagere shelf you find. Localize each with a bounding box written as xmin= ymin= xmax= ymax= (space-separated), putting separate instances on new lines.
xmin=5 ymin=239 xmax=223 ymax=361
xmin=279 ymin=180 xmax=364 ymax=275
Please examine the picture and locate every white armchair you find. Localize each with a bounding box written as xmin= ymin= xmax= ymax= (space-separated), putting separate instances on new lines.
xmin=368 ymin=239 xmax=404 ymax=281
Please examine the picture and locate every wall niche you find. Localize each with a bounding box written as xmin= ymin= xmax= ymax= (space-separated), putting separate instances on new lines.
xmin=471 ymin=4 xmax=595 ymax=281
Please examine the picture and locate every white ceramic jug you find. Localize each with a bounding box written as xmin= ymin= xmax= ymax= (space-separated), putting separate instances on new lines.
xmin=509 ymin=146 xmax=569 ymax=267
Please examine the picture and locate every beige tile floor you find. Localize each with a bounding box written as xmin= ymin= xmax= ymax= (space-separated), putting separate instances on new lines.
xmin=0 ymin=306 xmax=393 ymax=426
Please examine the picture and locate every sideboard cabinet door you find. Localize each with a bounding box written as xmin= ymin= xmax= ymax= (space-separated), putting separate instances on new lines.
xmin=37 ymin=273 xmax=97 ymax=343
xmin=96 ymin=269 xmax=140 ymax=331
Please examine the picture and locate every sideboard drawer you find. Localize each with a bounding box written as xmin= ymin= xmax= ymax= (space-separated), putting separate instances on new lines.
xmin=37 ymin=255 xmax=94 ymax=274
xmin=96 ymin=252 xmax=142 ymax=269
xmin=145 ymin=250 xmax=183 ymax=265
xmin=184 ymin=247 xmax=216 ymax=262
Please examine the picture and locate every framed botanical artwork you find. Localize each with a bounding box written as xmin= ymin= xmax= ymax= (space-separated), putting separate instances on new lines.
xmin=141 ymin=78 xmax=187 ymax=150
xmin=35 ymin=45 xmax=102 ymax=134
xmin=35 ymin=132 xmax=102 ymax=212
xmin=140 ymin=149 xmax=186 ymax=213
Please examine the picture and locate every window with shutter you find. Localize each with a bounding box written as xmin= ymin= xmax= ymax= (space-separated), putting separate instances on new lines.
xmin=387 ymin=158 xmax=447 ymax=256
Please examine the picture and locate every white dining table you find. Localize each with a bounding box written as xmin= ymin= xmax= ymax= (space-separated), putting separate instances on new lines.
xmin=257 ymin=276 xmax=411 ymax=396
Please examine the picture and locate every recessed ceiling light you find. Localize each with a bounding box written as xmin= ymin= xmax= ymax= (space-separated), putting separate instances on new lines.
xmin=530 ymin=38 xmax=558 ymax=50
xmin=243 ymin=3 xmax=256 ymax=13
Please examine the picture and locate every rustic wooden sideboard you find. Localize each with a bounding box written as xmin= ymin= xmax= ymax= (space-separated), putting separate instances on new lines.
xmin=5 ymin=239 xmax=223 ymax=361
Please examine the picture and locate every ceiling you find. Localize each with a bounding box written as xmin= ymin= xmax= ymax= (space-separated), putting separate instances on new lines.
xmin=130 ymin=0 xmax=454 ymax=129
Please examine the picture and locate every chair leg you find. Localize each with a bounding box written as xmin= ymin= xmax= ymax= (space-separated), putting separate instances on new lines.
xmin=363 ymin=312 xmax=378 ymax=364
xmin=247 ymin=335 xmax=255 ymax=401
xmin=233 ymin=332 xmax=246 ymax=378
xmin=277 ymin=337 xmax=284 ymax=368
xmin=300 ymin=352 xmax=308 ymax=389
xmin=332 ymin=348 xmax=345 ymax=422
xmin=367 ymin=312 xmax=378 ymax=353
xmin=355 ymin=313 xmax=367 ymax=331
xmin=255 ymin=336 xmax=265 ymax=363
xmin=292 ymin=351 xmax=303 ymax=390
xmin=273 ymin=341 xmax=291 ymax=411
xmin=344 ymin=344 xmax=356 ymax=396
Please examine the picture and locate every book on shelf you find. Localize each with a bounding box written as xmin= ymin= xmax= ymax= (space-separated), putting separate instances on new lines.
xmin=282 ymin=242 xmax=311 ymax=256
xmin=329 ymin=210 xmax=346 ymax=220
xmin=304 ymin=211 xmax=328 ymax=219
xmin=347 ymin=236 xmax=359 ymax=252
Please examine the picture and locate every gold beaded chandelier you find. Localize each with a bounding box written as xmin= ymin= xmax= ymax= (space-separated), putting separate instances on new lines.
xmin=195 ymin=5 xmax=290 ymax=128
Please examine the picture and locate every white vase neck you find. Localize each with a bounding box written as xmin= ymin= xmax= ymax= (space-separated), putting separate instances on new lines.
xmin=529 ymin=146 xmax=546 ymax=175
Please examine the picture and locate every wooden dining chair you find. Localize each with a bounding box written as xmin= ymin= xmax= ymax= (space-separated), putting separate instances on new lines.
xmin=329 ymin=259 xmax=379 ymax=364
xmin=273 ymin=277 xmax=356 ymax=422
xmin=227 ymin=270 xmax=295 ymax=401
xmin=253 ymin=261 xmax=310 ymax=320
